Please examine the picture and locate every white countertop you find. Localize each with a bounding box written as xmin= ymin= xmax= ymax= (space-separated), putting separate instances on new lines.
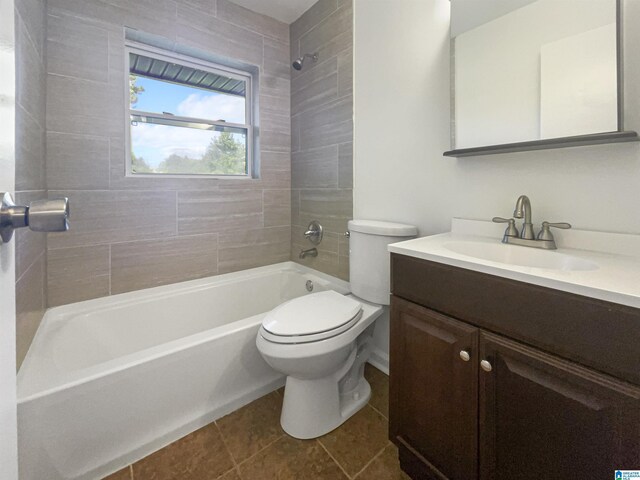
xmin=388 ymin=219 xmax=640 ymax=308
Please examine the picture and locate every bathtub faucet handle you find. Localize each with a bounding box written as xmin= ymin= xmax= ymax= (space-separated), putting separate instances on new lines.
xmin=303 ymin=220 xmax=323 ymax=245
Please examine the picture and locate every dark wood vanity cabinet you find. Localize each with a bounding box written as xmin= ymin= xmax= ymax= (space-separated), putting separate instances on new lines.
xmin=479 ymin=332 xmax=640 ymax=480
xmin=390 ymin=300 xmax=479 ymax=480
xmin=389 ymin=254 xmax=640 ymax=480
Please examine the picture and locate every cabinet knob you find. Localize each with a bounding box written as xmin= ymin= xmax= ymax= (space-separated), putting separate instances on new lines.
xmin=480 ymin=360 xmax=493 ymax=372
xmin=459 ymin=350 xmax=471 ymax=362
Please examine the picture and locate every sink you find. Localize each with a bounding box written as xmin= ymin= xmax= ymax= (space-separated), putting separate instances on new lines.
xmin=387 ymin=219 xmax=640 ymax=307
xmin=442 ymin=241 xmax=599 ymax=271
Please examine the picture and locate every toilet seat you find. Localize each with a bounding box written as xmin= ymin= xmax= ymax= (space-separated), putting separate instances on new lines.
xmin=260 ymin=291 xmax=363 ymax=344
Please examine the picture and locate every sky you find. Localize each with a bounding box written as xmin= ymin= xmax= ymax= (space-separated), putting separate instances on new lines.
xmin=131 ymin=76 xmax=246 ymax=167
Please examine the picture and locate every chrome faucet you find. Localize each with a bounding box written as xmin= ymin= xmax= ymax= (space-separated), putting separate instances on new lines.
xmin=493 ymin=195 xmax=571 ymax=250
xmin=513 ymin=195 xmax=535 ymax=240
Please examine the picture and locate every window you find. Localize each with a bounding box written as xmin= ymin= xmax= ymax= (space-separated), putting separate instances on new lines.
xmin=126 ymin=45 xmax=254 ymax=177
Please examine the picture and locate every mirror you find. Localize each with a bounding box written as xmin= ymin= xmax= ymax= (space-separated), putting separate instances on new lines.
xmin=447 ymin=0 xmax=632 ymax=156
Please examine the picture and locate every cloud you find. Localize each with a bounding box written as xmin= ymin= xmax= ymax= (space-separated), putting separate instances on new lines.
xmin=131 ymin=123 xmax=215 ymax=166
xmin=176 ymin=92 xmax=245 ymax=124
xmin=131 ymin=92 xmax=246 ymax=167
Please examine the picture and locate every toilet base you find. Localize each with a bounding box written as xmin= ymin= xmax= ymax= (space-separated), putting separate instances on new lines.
xmin=280 ymin=375 xmax=371 ymax=439
xmin=280 ymin=327 xmax=374 ymax=439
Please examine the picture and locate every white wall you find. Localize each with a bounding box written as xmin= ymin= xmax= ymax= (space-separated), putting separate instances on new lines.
xmin=354 ymin=0 xmax=453 ymax=365
xmin=450 ymin=0 xmax=536 ymax=37
xmin=354 ymin=0 xmax=640 ymax=367
xmin=354 ymin=0 xmax=453 ymax=237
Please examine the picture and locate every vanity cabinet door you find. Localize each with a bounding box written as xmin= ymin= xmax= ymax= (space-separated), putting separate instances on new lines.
xmin=390 ymin=296 xmax=479 ymax=480
xmin=479 ymin=332 xmax=640 ymax=480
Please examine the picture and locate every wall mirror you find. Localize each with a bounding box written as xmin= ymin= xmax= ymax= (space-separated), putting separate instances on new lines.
xmin=445 ymin=0 xmax=637 ymax=157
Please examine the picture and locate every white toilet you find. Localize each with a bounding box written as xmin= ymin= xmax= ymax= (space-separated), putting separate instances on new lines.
xmin=256 ymin=219 xmax=417 ymax=439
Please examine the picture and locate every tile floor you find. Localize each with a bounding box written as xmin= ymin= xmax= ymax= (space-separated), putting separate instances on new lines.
xmin=104 ymin=364 xmax=409 ymax=479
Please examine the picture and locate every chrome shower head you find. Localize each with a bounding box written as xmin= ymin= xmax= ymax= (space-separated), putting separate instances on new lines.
xmin=292 ymin=53 xmax=318 ymax=71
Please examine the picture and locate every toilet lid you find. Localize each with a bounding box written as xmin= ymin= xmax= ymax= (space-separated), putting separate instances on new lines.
xmin=262 ymin=290 xmax=362 ymax=337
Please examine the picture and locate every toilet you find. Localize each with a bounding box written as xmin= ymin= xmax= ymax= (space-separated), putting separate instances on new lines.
xmin=256 ymin=219 xmax=417 ymax=439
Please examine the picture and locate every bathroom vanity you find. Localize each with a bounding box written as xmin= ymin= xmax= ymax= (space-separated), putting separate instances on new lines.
xmin=388 ymin=221 xmax=640 ymax=480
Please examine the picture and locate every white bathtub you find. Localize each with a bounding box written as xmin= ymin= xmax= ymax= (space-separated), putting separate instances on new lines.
xmin=17 ymin=262 xmax=349 ymax=480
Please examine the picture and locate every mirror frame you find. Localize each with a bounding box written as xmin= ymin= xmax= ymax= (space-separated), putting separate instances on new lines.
xmin=444 ymin=0 xmax=638 ymax=158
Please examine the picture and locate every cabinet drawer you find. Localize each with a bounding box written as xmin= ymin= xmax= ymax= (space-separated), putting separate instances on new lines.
xmin=391 ymin=253 xmax=640 ymax=385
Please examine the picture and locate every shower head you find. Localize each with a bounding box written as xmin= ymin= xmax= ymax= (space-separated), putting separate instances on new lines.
xmin=292 ymin=53 xmax=318 ymax=71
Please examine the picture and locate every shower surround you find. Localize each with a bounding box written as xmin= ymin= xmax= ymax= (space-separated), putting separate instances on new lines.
xmin=290 ymin=0 xmax=354 ymax=280
xmin=15 ymin=0 xmax=48 ymax=367
xmin=45 ymin=0 xmax=292 ymax=307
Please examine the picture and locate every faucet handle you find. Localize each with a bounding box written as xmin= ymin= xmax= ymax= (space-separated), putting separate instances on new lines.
xmin=543 ymin=222 xmax=571 ymax=229
xmin=492 ymin=217 xmax=519 ymax=238
xmin=537 ymin=221 xmax=571 ymax=241
xmin=303 ymin=220 xmax=323 ymax=245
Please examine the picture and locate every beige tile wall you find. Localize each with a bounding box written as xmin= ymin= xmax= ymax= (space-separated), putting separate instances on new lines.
xmin=46 ymin=0 xmax=291 ymax=307
xmin=15 ymin=0 xmax=47 ymax=368
xmin=289 ymin=0 xmax=353 ymax=280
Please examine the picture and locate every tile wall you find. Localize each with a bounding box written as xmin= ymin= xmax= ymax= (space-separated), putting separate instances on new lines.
xmin=289 ymin=0 xmax=353 ymax=280
xmin=15 ymin=0 xmax=355 ymax=362
xmin=15 ymin=0 xmax=47 ymax=367
xmin=45 ymin=0 xmax=292 ymax=306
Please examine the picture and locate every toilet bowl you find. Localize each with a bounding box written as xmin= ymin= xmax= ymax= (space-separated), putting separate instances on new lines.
xmin=256 ymin=219 xmax=417 ymax=439
xmin=257 ymin=291 xmax=382 ymax=438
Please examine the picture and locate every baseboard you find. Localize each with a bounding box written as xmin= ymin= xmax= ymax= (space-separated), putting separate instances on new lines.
xmin=368 ymin=346 xmax=389 ymax=375
xmin=92 ymin=377 xmax=285 ymax=480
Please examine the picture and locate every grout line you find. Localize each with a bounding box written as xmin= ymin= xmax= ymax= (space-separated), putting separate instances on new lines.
xmin=128 ymin=464 xmax=134 ymax=480
xmin=174 ymin=190 xmax=179 ymax=237
xmin=47 ymin=72 xmax=110 ymax=86
xmin=234 ymin=433 xmax=284 ymax=469
xmin=214 ymin=232 xmax=219 ymax=274
xmin=15 ymin=11 xmax=44 ymax=66
xmin=351 ymin=443 xmax=389 ymax=479
xmin=214 ymin=422 xmax=240 ymax=469
xmin=15 ymin=251 xmax=45 ymax=285
xmin=317 ymin=438 xmax=352 ymax=479
xmin=367 ymin=402 xmax=388 ymax=421
xmin=45 ymin=130 xmax=116 ymax=139
xmin=108 ymin=137 xmax=111 ymax=189
xmin=108 ymin=244 xmax=112 ymax=295
xmin=291 ymin=1 xmax=339 ymax=43
xmin=16 ymin=99 xmax=46 ymax=132
xmin=214 ymin=465 xmax=239 ymax=480
xmin=12 ymin=189 xmax=47 ymax=194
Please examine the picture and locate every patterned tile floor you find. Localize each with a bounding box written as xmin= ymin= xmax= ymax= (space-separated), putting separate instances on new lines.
xmin=104 ymin=364 xmax=408 ymax=480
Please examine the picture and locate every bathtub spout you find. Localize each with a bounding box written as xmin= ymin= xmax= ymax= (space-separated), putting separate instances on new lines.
xmin=299 ymin=247 xmax=318 ymax=259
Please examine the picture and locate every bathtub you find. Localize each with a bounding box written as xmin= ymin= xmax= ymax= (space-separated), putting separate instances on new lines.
xmin=17 ymin=262 xmax=349 ymax=480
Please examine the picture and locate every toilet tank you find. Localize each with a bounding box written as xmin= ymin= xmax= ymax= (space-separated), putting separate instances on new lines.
xmin=348 ymin=220 xmax=417 ymax=305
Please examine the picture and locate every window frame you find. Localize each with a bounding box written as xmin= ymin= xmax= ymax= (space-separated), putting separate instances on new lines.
xmin=124 ymin=42 xmax=254 ymax=179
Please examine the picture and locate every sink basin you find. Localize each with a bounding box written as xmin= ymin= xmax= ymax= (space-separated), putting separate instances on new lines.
xmin=442 ymin=241 xmax=599 ymax=271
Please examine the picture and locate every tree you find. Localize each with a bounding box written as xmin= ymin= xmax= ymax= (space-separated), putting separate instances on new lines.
xmin=157 ymin=153 xmax=209 ymax=174
xmin=202 ymin=132 xmax=246 ymax=175
xmin=131 ymin=152 xmax=153 ymax=173
xmin=132 ymin=130 xmax=246 ymax=175
xmin=129 ymin=75 xmax=144 ymax=107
